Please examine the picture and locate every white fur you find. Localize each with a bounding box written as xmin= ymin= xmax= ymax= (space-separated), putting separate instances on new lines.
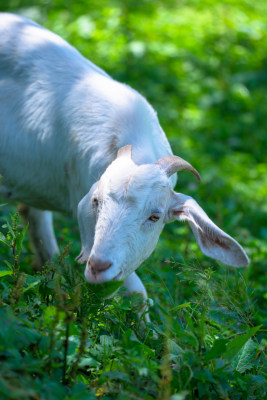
xmin=0 ymin=14 xmax=249 ymax=305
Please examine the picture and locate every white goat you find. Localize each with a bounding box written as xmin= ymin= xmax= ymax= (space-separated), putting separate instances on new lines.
xmin=0 ymin=14 xmax=249 ymax=311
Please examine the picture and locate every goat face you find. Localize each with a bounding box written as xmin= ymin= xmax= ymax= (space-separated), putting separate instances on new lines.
xmin=84 ymin=157 xmax=170 ymax=283
xmin=77 ymin=146 xmax=249 ymax=284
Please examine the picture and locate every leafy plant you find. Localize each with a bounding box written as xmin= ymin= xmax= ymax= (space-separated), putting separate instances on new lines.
xmin=0 ymin=0 xmax=267 ymax=398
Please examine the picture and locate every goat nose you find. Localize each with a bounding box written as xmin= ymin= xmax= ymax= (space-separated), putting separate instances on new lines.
xmin=89 ymin=255 xmax=112 ymax=274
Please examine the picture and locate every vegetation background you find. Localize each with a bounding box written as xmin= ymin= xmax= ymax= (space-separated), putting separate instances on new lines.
xmin=0 ymin=0 xmax=266 ymax=399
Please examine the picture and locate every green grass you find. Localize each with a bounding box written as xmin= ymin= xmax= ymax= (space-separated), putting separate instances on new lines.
xmin=0 ymin=0 xmax=267 ymax=398
xmin=0 ymin=209 xmax=265 ymax=399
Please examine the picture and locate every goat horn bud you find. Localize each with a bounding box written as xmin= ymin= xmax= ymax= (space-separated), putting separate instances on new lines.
xmin=155 ymin=155 xmax=201 ymax=183
xmin=117 ymin=144 xmax=132 ymax=159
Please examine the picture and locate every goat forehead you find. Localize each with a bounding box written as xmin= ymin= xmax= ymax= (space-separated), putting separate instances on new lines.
xmin=127 ymin=164 xmax=168 ymax=192
xmin=100 ymin=158 xmax=136 ymax=191
xmin=100 ymin=162 xmax=169 ymax=207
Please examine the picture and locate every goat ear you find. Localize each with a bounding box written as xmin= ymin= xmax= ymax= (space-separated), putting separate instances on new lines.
xmin=76 ymin=183 xmax=98 ymax=264
xmin=117 ymin=144 xmax=132 ymax=159
xmin=165 ymin=192 xmax=249 ymax=267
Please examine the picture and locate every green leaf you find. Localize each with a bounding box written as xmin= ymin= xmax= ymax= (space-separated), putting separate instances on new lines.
xmin=0 ymin=269 xmax=13 ymax=277
xmin=6 ymin=220 xmax=15 ymax=239
xmin=168 ymin=339 xmax=184 ymax=356
xmin=22 ymin=275 xmax=41 ymax=293
xmin=101 ymin=370 xmax=131 ymax=383
xmin=171 ymin=302 xmax=191 ymax=311
xmin=225 ymin=325 xmax=262 ymax=361
xmin=205 ymin=338 xmax=227 ymax=361
xmin=16 ymin=225 xmax=28 ymax=255
xmin=205 ymin=326 xmax=261 ymax=362
xmin=100 ymin=335 xmax=113 ymax=348
xmin=0 ymin=232 xmax=6 ymax=243
xmin=69 ymin=382 xmax=93 ymax=400
xmin=86 ymin=280 xmax=123 ymax=299
xmin=231 ymin=338 xmax=257 ymax=373
xmin=4 ymin=260 xmax=13 ymax=270
xmin=17 ymin=326 xmax=41 ymax=346
xmin=194 ymin=370 xmax=216 ymax=383
xmin=78 ymin=357 xmax=99 ymax=368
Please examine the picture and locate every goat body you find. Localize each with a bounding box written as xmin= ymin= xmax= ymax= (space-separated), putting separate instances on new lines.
xmin=0 ymin=13 xmax=173 ymax=213
xmin=0 ymin=14 xmax=249 ymax=315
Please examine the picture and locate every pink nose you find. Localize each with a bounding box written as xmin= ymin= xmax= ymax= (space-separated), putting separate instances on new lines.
xmin=89 ymin=255 xmax=112 ymax=274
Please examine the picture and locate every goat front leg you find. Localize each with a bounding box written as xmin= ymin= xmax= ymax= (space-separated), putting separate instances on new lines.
xmin=18 ymin=204 xmax=59 ymax=268
xmin=123 ymin=272 xmax=152 ymax=323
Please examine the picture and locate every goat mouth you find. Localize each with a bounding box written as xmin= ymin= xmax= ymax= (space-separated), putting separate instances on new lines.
xmin=112 ymin=270 xmax=123 ymax=281
xmin=85 ymin=265 xmax=122 ymax=284
xmin=92 ymin=270 xmax=122 ymax=282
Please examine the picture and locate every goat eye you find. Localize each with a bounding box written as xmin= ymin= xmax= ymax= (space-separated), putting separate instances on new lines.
xmin=92 ymin=197 xmax=99 ymax=206
xmin=148 ymin=215 xmax=160 ymax=222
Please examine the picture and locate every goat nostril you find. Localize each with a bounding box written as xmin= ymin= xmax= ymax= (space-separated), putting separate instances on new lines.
xmin=89 ymin=256 xmax=112 ymax=274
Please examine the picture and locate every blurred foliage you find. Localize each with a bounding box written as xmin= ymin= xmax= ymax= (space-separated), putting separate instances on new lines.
xmin=0 ymin=0 xmax=267 ymax=399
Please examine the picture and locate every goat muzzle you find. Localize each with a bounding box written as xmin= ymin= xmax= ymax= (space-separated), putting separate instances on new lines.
xmin=88 ymin=255 xmax=112 ymax=274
